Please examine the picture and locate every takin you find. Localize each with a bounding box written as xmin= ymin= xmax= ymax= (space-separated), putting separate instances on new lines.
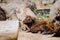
xmin=23 ymin=16 xmax=54 ymax=34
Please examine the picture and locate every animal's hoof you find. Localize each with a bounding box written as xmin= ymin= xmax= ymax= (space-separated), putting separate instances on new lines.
xmin=42 ymin=31 xmax=53 ymax=35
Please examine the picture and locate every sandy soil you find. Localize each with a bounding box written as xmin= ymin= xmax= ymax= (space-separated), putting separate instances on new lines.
xmin=18 ymin=31 xmax=60 ymax=40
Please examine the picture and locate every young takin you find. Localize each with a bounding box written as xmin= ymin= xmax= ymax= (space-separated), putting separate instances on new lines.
xmin=23 ymin=16 xmax=54 ymax=34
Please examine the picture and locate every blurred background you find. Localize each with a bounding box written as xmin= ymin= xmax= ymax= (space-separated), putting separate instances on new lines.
xmin=0 ymin=0 xmax=58 ymax=21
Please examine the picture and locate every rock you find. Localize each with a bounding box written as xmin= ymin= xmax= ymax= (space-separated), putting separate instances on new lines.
xmin=0 ymin=20 xmax=19 ymax=40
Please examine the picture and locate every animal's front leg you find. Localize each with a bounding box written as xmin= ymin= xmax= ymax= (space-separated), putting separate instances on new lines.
xmin=25 ymin=26 xmax=30 ymax=32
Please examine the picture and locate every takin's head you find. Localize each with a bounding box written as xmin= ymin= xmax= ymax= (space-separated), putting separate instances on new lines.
xmin=23 ymin=16 xmax=35 ymax=23
xmin=23 ymin=16 xmax=35 ymax=27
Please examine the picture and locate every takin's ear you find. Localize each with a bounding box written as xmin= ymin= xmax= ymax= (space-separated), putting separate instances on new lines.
xmin=26 ymin=15 xmax=36 ymax=20
xmin=31 ymin=17 xmax=36 ymax=20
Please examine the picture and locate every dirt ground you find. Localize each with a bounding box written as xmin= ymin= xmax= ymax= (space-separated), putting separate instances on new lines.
xmin=17 ymin=31 xmax=60 ymax=40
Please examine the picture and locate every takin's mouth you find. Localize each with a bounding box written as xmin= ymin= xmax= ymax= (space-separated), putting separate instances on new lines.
xmin=55 ymin=16 xmax=60 ymax=21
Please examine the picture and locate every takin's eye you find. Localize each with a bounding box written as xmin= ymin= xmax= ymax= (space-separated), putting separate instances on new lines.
xmin=55 ymin=16 xmax=60 ymax=21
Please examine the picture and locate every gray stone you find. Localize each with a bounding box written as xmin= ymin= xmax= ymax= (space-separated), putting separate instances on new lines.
xmin=0 ymin=20 xmax=19 ymax=40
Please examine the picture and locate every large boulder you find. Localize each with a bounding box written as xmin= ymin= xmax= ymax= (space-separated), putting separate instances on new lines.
xmin=1 ymin=0 xmax=36 ymax=21
xmin=0 ymin=20 xmax=19 ymax=40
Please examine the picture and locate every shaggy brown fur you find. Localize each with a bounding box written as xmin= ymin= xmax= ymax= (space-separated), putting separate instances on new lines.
xmin=23 ymin=16 xmax=54 ymax=34
xmin=30 ymin=20 xmax=54 ymax=34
